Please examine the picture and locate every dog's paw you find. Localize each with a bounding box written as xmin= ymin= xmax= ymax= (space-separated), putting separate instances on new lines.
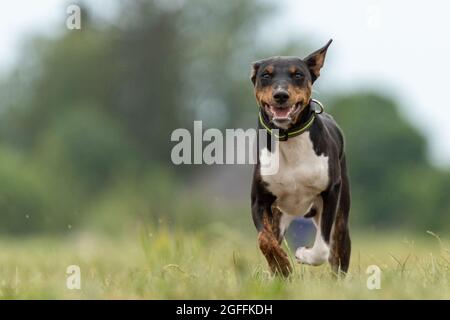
xmin=295 ymin=246 xmax=328 ymax=266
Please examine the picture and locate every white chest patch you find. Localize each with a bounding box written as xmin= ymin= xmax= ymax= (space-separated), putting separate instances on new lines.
xmin=260 ymin=132 xmax=329 ymax=216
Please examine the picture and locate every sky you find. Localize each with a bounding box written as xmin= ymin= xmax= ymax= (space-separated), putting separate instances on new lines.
xmin=1 ymin=0 xmax=449 ymax=166
xmin=276 ymin=0 xmax=450 ymax=167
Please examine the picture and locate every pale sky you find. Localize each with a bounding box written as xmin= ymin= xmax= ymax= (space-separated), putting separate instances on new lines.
xmin=1 ymin=0 xmax=449 ymax=166
xmin=278 ymin=0 xmax=450 ymax=167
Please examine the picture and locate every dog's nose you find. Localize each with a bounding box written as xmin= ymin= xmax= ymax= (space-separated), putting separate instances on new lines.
xmin=273 ymin=90 xmax=290 ymax=104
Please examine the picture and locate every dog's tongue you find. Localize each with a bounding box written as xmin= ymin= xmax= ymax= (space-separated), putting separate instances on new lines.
xmin=270 ymin=105 xmax=291 ymax=118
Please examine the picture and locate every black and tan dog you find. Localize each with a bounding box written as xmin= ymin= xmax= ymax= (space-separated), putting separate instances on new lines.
xmin=250 ymin=40 xmax=351 ymax=276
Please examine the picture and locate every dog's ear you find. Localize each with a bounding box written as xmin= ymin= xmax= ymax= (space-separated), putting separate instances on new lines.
xmin=250 ymin=61 xmax=261 ymax=85
xmin=304 ymin=39 xmax=332 ymax=83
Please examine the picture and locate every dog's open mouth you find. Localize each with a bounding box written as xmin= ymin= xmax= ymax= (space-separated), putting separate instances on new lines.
xmin=263 ymin=102 xmax=301 ymax=122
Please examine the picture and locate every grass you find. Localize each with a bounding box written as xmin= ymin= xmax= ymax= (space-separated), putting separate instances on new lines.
xmin=0 ymin=225 xmax=449 ymax=299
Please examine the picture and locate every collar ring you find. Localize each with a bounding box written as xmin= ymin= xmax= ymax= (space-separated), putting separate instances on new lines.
xmin=310 ymin=98 xmax=324 ymax=114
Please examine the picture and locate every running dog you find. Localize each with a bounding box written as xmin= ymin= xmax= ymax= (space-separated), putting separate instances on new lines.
xmin=250 ymin=40 xmax=351 ymax=276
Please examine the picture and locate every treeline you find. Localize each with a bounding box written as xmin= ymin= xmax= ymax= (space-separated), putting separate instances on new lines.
xmin=0 ymin=0 xmax=448 ymax=234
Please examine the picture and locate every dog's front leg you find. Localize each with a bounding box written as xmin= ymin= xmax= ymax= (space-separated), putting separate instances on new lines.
xmin=256 ymin=207 xmax=292 ymax=277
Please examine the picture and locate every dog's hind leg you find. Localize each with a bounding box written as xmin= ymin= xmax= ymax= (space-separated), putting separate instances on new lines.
xmin=295 ymin=200 xmax=330 ymax=266
xmin=329 ymin=159 xmax=351 ymax=274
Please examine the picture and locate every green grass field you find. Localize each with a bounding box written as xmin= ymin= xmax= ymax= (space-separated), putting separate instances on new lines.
xmin=0 ymin=227 xmax=449 ymax=299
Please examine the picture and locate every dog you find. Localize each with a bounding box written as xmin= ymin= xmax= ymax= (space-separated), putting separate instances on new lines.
xmin=250 ymin=40 xmax=351 ymax=276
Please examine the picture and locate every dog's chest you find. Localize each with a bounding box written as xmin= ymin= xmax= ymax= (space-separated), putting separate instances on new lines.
xmin=260 ymin=132 xmax=329 ymax=216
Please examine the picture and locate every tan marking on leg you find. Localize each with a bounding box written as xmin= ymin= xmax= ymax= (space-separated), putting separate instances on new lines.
xmin=258 ymin=209 xmax=292 ymax=277
xmin=329 ymin=210 xmax=351 ymax=275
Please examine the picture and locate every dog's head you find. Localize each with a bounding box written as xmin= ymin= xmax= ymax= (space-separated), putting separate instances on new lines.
xmin=251 ymin=40 xmax=332 ymax=129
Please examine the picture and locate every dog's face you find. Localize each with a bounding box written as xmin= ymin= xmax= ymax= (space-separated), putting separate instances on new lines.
xmin=251 ymin=40 xmax=332 ymax=129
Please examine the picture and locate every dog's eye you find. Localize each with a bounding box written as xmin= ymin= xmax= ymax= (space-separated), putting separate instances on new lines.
xmin=293 ymin=72 xmax=304 ymax=79
xmin=261 ymin=73 xmax=271 ymax=80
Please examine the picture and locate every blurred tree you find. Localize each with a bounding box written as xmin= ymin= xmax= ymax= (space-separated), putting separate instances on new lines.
xmin=0 ymin=0 xmax=278 ymax=233
xmin=330 ymin=92 xmax=450 ymax=231
xmin=0 ymin=1 xmax=291 ymax=167
xmin=0 ymin=0 xmax=448 ymax=234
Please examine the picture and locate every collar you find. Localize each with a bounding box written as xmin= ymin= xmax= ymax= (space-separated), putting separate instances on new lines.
xmin=258 ymin=101 xmax=317 ymax=141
